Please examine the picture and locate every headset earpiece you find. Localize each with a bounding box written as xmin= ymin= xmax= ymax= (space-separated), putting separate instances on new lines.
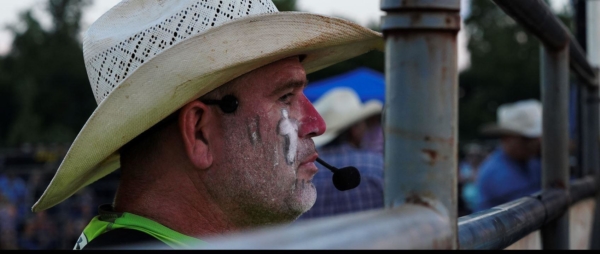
xmin=218 ymin=95 xmax=239 ymax=113
xmin=202 ymin=95 xmax=239 ymax=114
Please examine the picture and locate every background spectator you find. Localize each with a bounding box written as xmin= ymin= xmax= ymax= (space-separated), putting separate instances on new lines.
xmin=474 ymin=100 xmax=543 ymax=212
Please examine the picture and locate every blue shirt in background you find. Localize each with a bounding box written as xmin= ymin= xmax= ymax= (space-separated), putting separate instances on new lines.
xmin=297 ymin=142 xmax=384 ymax=220
xmin=474 ymin=148 xmax=541 ymax=212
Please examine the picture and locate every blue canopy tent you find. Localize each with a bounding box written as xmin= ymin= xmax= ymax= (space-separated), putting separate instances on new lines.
xmin=304 ymin=67 xmax=385 ymax=103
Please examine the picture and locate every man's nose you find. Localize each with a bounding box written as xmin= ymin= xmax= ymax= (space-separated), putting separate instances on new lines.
xmin=297 ymin=94 xmax=326 ymax=138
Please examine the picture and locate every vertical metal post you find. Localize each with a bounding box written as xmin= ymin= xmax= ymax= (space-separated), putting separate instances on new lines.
xmin=579 ymin=87 xmax=590 ymax=177
xmin=540 ymin=45 xmax=570 ymax=249
xmin=587 ymin=0 xmax=600 ymax=248
xmin=588 ymin=86 xmax=600 ymax=178
xmin=574 ymin=0 xmax=587 ymax=178
xmin=381 ymin=0 xmax=461 ymax=249
xmin=590 ymin=78 xmax=600 ymax=250
xmin=592 ymin=88 xmax=600 ymax=250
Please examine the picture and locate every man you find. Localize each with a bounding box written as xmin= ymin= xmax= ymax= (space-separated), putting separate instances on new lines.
xmin=31 ymin=0 xmax=382 ymax=249
xmin=474 ymin=99 xmax=543 ymax=212
xmin=298 ymin=88 xmax=384 ymax=220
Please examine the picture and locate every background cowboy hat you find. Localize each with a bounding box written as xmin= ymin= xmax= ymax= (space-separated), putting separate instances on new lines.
xmin=312 ymin=87 xmax=383 ymax=148
xmin=479 ymin=99 xmax=543 ymax=138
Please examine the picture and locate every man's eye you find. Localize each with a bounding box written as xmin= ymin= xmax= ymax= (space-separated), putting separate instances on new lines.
xmin=279 ymin=93 xmax=294 ymax=104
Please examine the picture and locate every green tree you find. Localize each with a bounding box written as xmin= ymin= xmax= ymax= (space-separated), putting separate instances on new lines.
xmin=272 ymin=0 xmax=297 ymax=12
xmin=0 ymin=0 xmax=95 ymax=145
xmin=272 ymin=0 xmax=384 ymax=82
xmin=458 ymin=0 xmax=573 ymax=143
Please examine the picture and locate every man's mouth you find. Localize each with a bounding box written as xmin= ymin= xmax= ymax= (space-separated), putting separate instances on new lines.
xmin=298 ymin=153 xmax=319 ymax=175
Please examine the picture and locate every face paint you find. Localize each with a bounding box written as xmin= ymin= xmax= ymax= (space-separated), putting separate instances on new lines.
xmin=278 ymin=109 xmax=298 ymax=165
xmin=205 ymin=57 xmax=318 ymax=226
xmin=246 ymin=115 xmax=262 ymax=146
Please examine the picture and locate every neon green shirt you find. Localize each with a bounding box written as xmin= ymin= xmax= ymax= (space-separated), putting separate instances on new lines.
xmin=75 ymin=204 xmax=206 ymax=249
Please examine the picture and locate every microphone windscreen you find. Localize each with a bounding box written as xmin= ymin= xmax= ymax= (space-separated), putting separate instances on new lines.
xmin=332 ymin=167 xmax=361 ymax=191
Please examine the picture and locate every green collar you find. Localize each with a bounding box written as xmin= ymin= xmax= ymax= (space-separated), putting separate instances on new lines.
xmin=79 ymin=204 xmax=206 ymax=249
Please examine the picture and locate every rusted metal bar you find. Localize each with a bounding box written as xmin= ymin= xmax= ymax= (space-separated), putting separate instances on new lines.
xmin=380 ymin=0 xmax=461 ymax=249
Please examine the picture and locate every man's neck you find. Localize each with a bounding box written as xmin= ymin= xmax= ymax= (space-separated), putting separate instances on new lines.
xmin=114 ymin=163 xmax=240 ymax=238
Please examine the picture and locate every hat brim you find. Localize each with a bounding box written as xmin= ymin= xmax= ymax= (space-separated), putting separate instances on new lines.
xmin=313 ymin=100 xmax=383 ymax=148
xmin=479 ymin=123 xmax=540 ymax=138
xmin=32 ymin=12 xmax=383 ymax=212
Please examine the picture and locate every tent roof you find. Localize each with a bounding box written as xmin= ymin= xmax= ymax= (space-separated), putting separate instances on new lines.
xmin=305 ymin=67 xmax=385 ymax=103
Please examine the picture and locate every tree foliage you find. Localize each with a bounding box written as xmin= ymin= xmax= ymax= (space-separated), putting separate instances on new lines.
xmin=272 ymin=0 xmax=384 ymax=81
xmin=0 ymin=0 xmax=95 ymax=145
xmin=458 ymin=0 xmax=572 ymax=142
xmin=272 ymin=0 xmax=297 ymax=12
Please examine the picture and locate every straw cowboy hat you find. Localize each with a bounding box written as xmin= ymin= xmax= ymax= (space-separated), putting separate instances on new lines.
xmin=480 ymin=99 xmax=543 ymax=138
xmin=32 ymin=0 xmax=383 ymax=212
xmin=312 ymin=87 xmax=383 ymax=148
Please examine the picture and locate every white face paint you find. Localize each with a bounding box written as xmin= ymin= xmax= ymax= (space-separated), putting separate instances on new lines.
xmin=278 ymin=109 xmax=299 ymax=165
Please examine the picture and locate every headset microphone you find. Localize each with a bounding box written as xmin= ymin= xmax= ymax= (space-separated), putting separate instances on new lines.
xmin=315 ymin=157 xmax=361 ymax=191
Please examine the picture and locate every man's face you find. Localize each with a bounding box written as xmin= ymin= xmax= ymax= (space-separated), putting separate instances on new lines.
xmin=205 ymin=57 xmax=326 ymax=226
xmin=502 ymin=135 xmax=540 ymax=162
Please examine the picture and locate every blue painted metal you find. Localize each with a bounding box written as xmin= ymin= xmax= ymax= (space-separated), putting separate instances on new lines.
xmin=458 ymin=176 xmax=596 ymax=250
xmin=381 ymin=0 xmax=461 ymax=249
xmin=540 ymin=44 xmax=570 ymax=250
xmin=381 ymin=0 xmax=461 ymax=11
xmin=380 ymin=12 xmax=461 ymax=31
xmin=458 ymin=196 xmax=546 ymax=250
xmin=570 ymin=176 xmax=596 ymax=205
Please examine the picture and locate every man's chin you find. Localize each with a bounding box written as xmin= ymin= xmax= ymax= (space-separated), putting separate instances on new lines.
xmin=288 ymin=182 xmax=317 ymax=214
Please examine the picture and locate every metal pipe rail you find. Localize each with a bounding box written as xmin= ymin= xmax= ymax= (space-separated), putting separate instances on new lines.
xmin=491 ymin=0 xmax=598 ymax=249
xmin=458 ymin=176 xmax=597 ymax=250
xmin=492 ymin=0 xmax=598 ymax=86
xmin=133 ymin=204 xmax=453 ymax=249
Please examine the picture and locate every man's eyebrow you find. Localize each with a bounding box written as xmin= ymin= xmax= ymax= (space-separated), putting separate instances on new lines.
xmin=269 ymin=79 xmax=308 ymax=97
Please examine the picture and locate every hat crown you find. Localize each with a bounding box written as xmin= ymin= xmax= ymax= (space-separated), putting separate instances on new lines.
xmin=497 ymin=99 xmax=542 ymax=137
xmin=316 ymin=88 xmax=368 ymax=128
xmin=312 ymin=87 xmax=383 ymax=147
xmin=83 ymin=0 xmax=278 ymax=105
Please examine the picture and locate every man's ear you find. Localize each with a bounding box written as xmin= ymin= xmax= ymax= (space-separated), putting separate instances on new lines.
xmin=179 ymin=100 xmax=213 ymax=169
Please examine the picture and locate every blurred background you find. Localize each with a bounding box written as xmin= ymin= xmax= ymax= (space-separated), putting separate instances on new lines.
xmin=0 ymin=0 xmax=575 ymax=250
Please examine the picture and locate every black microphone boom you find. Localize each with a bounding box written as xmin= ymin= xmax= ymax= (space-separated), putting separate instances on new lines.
xmin=315 ymin=157 xmax=361 ymax=191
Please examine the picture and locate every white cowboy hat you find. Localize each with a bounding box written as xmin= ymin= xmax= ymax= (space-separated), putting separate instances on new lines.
xmin=312 ymin=87 xmax=383 ymax=148
xmin=480 ymin=99 xmax=543 ymax=138
xmin=32 ymin=0 xmax=383 ymax=212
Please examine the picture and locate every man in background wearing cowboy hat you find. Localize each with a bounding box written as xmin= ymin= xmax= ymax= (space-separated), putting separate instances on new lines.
xmin=474 ymin=99 xmax=543 ymax=212
xmin=297 ymin=88 xmax=384 ymax=220
xmin=30 ymin=0 xmax=382 ymax=249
